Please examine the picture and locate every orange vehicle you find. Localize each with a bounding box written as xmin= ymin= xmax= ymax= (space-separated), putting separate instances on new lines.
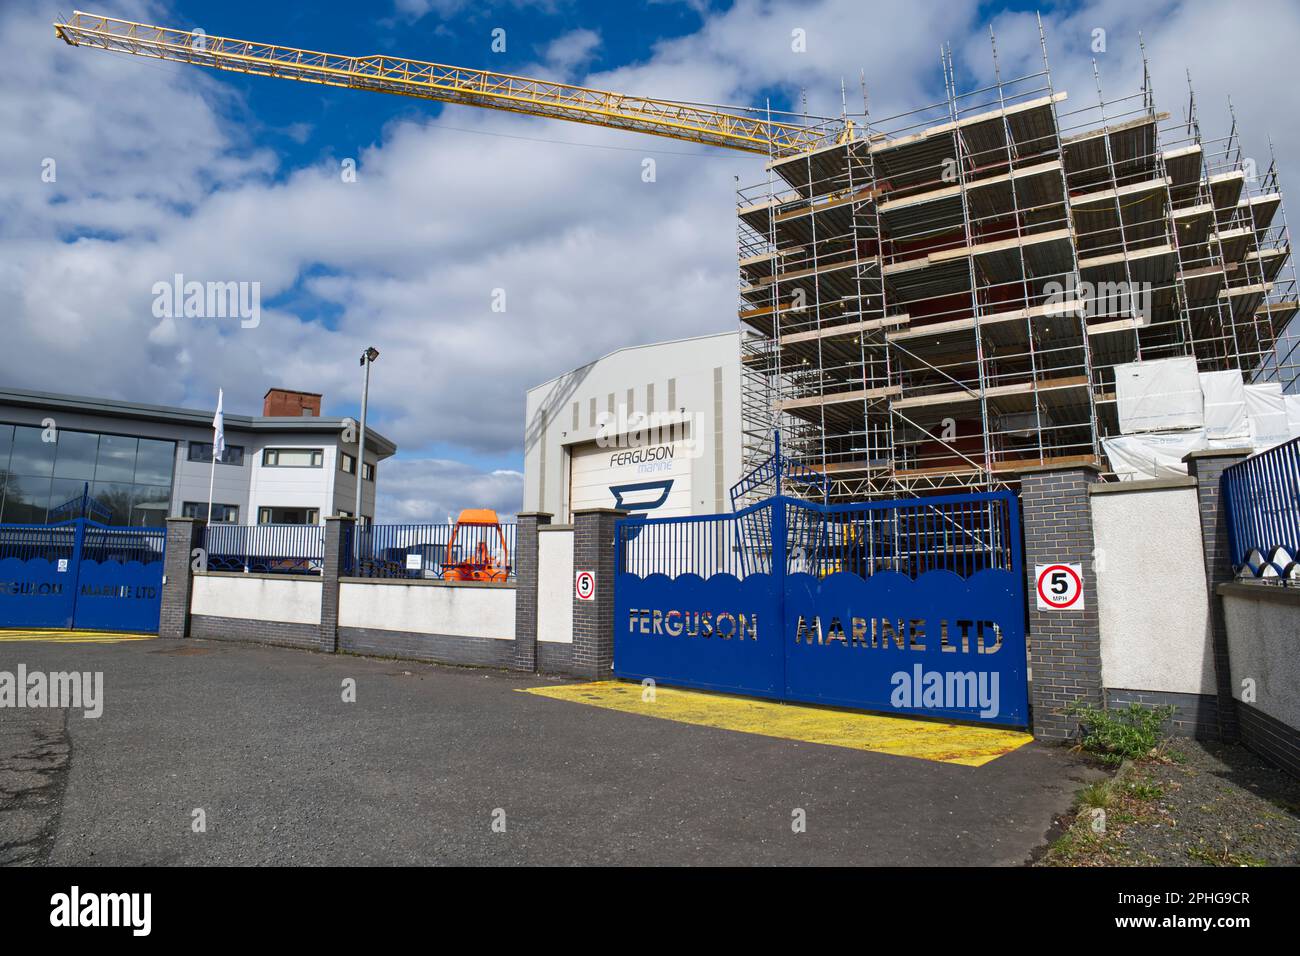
xmin=443 ymin=509 xmax=510 ymax=582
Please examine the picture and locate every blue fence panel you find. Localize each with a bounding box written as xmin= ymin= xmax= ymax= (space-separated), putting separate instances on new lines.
xmin=344 ymin=522 xmax=516 ymax=580
xmin=613 ymin=491 xmax=1029 ymax=726
xmin=75 ymin=525 xmax=166 ymax=631
xmin=203 ymin=524 xmax=324 ymax=575
xmin=0 ymin=520 xmax=166 ymax=631
xmin=1222 ymin=436 xmax=1300 ymax=580
xmin=615 ymin=500 xmax=785 ymax=696
xmin=782 ymin=492 xmax=1026 ymax=724
xmin=0 ymin=522 xmax=79 ymax=628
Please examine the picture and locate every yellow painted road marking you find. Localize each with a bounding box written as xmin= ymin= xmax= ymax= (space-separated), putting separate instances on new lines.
xmin=521 ymin=681 xmax=1032 ymax=767
xmin=0 ymin=629 xmax=155 ymax=644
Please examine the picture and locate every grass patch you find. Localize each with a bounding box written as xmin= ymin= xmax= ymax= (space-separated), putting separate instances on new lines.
xmin=1038 ymin=763 xmax=1168 ymax=867
xmin=1078 ymin=780 xmax=1116 ymax=810
xmin=1066 ymin=702 xmax=1175 ymax=765
xmin=1186 ymin=844 xmax=1269 ymax=867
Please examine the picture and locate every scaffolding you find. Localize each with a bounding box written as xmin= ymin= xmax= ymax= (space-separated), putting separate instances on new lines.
xmin=737 ymin=21 xmax=1300 ymax=503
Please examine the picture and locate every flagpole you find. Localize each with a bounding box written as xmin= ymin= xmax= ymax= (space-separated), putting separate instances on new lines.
xmin=207 ymin=388 xmax=224 ymax=525
xmin=205 ymin=453 xmax=217 ymax=526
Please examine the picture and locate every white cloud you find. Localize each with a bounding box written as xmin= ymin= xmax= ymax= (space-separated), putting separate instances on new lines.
xmin=542 ymin=28 xmax=602 ymax=76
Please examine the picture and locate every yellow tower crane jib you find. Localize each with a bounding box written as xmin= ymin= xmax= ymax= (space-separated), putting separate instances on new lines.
xmin=53 ymin=11 xmax=843 ymax=158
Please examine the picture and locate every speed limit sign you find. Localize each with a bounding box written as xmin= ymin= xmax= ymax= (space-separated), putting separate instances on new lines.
xmin=575 ymin=570 xmax=596 ymax=601
xmin=1035 ymin=564 xmax=1084 ymax=610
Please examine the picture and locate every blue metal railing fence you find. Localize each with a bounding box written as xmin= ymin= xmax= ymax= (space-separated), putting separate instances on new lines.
xmin=0 ymin=520 xmax=165 ymax=566
xmin=202 ymin=524 xmax=325 ymax=575
xmin=343 ymin=522 xmax=517 ymax=581
xmin=618 ymin=491 xmax=1018 ymax=581
xmin=82 ymin=525 xmax=166 ymax=565
xmin=1222 ymin=436 xmax=1300 ymax=581
xmin=0 ymin=523 xmax=78 ymax=563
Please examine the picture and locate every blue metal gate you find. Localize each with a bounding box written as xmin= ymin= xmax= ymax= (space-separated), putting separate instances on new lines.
xmin=0 ymin=518 xmax=166 ymax=632
xmin=613 ymin=491 xmax=1028 ymax=726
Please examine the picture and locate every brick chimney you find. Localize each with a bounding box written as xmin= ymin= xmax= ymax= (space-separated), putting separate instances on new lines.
xmin=263 ymin=388 xmax=322 ymax=417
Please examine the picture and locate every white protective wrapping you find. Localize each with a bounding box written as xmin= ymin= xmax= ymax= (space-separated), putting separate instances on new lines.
xmin=1115 ymin=357 xmax=1204 ymax=434
xmin=1245 ymin=383 xmax=1290 ymax=450
xmin=1198 ymin=370 xmax=1249 ymax=440
xmin=1101 ymin=430 xmax=1208 ymax=480
xmin=1286 ymin=394 xmax=1300 ymax=438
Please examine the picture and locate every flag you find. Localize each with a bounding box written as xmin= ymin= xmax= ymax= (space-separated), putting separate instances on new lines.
xmin=212 ymin=388 xmax=225 ymax=462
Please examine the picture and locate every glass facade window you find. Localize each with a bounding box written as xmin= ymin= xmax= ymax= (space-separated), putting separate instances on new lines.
xmin=95 ymin=434 xmax=138 ymax=483
xmin=188 ymin=442 xmax=245 ymax=465
xmin=340 ymin=452 xmax=355 ymax=474
xmin=9 ymin=425 xmax=56 ymax=478
xmin=0 ymin=423 xmax=176 ymax=526
xmin=52 ymin=429 xmax=99 ymax=480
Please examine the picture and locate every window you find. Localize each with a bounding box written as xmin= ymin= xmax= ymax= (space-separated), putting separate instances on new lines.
xmin=183 ymin=501 xmax=239 ymax=523
xmin=258 ymin=506 xmax=319 ymax=525
xmin=189 ymin=442 xmax=245 ymax=466
xmin=340 ymin=452 xmax=355 ymax=474
xmin=262 ymin=448 xmax=323 ymax=468
xmin=52 ymin=430 xmax=98 ymax=480
xmin=95 ymin=434 xmax=137 ymax=482
xmin=362 ymin=461 xmax=375 ymax=482
xmin=0 ymin=423 xmax=175 ymax=526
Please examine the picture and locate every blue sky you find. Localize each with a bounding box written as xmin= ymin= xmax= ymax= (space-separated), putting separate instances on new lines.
xmin=166 ymin=1 xmax=715 ymax=172
xmin=5 ymin=0 xmax=1299 ymax=519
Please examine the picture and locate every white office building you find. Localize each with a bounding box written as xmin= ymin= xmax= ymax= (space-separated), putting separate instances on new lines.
xmin=0 ymin=387 xmax=396 ymax=526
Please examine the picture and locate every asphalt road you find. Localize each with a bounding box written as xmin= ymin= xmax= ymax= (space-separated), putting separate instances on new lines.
xmin=0 ymin=638 xmax=1101 ymax=866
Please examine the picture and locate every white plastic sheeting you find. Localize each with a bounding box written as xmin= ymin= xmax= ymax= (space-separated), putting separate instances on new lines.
xmin=1287 ymin=394 xmax=1300 ymax=436
xmin=1102 ymin=381 xmax=1300 ymax=479
xmin=1115 ymin=358 xmax=1204 ymax=434
xmin=1199 ymin=370 xmax=1249 ymax=440
xmin=1102 ymin=431 xmax=1210 ymax=480
xmin=1245 ymin=383 xmax=1290 ymax=448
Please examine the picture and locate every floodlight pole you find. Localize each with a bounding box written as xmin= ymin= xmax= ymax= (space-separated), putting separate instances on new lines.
xmin=353 ymin=347 xmax=379 ymax=528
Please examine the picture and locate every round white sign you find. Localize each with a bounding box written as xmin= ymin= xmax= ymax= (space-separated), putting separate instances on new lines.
xmin=1035 ymin=563 xmax=1083 ymax=610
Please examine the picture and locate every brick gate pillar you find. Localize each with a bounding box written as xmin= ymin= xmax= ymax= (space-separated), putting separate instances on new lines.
xmin=571 ymin=508 xmax=626 ymax=679
xmin=1019 ymin=464 xmax=1103 ymax=741
xmin=1183 ymin=447 xmax=1253 ymax=742
xmin=319 ymin=516 xmax=354 ymax=653
xmin=512 ymin=512 xmax=552 ymax=672
xmin=161 ymin=517 xmax=204 ymax=640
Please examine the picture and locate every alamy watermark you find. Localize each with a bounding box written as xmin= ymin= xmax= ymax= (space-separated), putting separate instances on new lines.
xmin=151 ymin=273 xmax=260 ymax=328
xmin=890 ymin=665 xmax=1001 ymax=719
xmin=595 ymin=404 xmax=704 ymax=458
xmin=50 ymin=886 xmax=150 ymax=936
xmin=1043 ymin=274 xmax=1152 ymax=325
xmin=0 ymin=665 xmax=103 ymax=718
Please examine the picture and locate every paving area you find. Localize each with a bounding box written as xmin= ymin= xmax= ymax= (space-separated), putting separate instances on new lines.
xmin=0 ymin=635 xmax=1103 ymax=866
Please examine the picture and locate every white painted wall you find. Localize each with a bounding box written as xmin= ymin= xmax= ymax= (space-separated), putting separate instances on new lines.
xmin=1223 ymin=589 xmax=1300 ymax=731
xmin=538 ymin=528 xmax=574 ymax=644
xmin=247 ymin=440 xmax=334 ymax=521
xmin=191 ymin=574 xmax=322 ymax=625
xmin=339 ymin=581 xmax=515 ymax=639
xmin=523 ymin=331 xmax=742 ymax=520
xmin=1091 ymin=483 xmax=1214 ymax=695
